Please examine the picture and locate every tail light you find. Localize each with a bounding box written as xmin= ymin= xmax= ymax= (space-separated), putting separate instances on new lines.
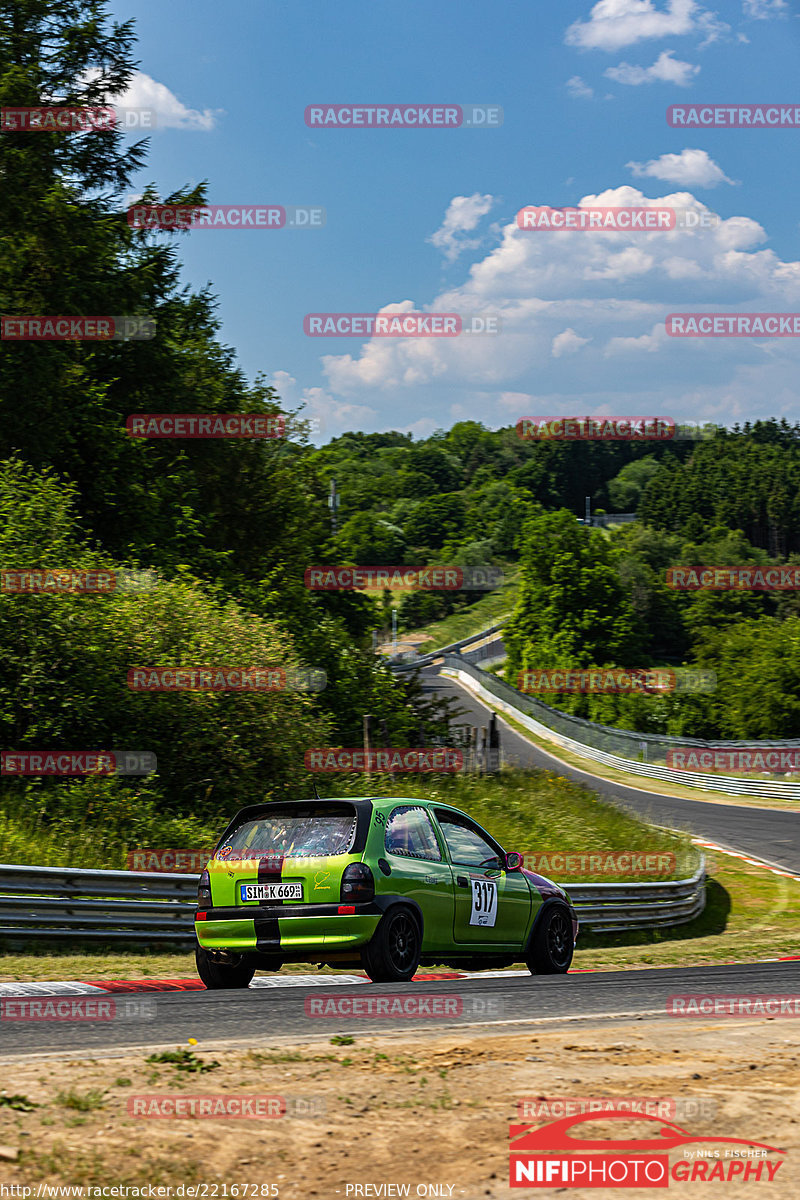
xmin=340 ymin=862 xmax=374 ymax=904
xmin=197 ymin=868 xmax=212 ymax=907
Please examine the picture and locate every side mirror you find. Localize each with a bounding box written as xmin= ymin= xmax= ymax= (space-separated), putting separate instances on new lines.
xmin=505 ymin=851 xmax=523 ymax=871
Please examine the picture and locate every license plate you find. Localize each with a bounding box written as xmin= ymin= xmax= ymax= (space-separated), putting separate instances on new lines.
xmin=240 ymin=882 xmax=303 ymax=902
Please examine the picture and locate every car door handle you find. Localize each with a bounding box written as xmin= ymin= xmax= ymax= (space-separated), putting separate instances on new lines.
xmin=456 ymin=876 xmax=469 ymax=887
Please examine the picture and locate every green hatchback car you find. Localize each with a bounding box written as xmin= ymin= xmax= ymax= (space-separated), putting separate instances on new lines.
xmin=194 ymin=796 xmax=579 ymax=987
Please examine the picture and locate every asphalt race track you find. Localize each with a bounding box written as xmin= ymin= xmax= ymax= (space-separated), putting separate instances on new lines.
xmin=423 ymin=664 xmax=800 ymax=876
xmin=1 ymin=960 xmax=798 ymax=1058
xmin=1 ymin=652 xmax=797 ymax=1065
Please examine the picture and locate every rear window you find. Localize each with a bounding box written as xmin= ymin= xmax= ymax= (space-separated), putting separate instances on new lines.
xmin=216 ymin=805 xmax=358 ymax=860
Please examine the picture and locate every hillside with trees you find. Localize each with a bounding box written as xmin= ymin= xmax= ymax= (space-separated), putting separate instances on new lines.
xmin=2 ymin=2 xmax=800 ymax=860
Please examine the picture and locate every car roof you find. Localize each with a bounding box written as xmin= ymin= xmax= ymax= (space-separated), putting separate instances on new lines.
xmin=362 ymin=797 xmax=468 ymax=815
xmin=219 ymin=795 xmax=417 ymax=829
xmin=216 ymin=796 xmax=501 ymax=855
xmin=223 ymin=796 xmax=471 ymax=826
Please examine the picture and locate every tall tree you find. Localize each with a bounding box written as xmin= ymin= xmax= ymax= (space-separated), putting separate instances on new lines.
xmin=0 ymin=0 xmax=318 ymax=592
xmin=506 ymin=509 xmax=642 ymax=676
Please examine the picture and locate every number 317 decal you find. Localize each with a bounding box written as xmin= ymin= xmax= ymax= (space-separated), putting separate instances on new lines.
xmin=469 ymin=878 xmax=498 ymax=927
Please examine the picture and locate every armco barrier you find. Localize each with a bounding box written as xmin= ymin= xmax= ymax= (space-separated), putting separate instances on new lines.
xmin=392 ymin=619 xmax=800 ymax=798
xmin=566 ymin=859 xmax=706 ymax=932
xmin=441 ymin=654 xmax=800 ymax=798
xmin=0 ymin=857 xmax=704 ymax=945
xmin=0 ymin=863 xmax=198 ymax=946
xmin=388 ymin=622 xmax=506 ymax=668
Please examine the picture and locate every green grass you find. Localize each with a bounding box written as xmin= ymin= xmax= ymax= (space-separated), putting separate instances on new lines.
xmin=3 ymin=760 xmax=772 ymax=982
xmin=0 ymin=764 xmax=693 ymax=880
xmin=146 ymin=1049 xmax=219 ymax=1073
xmin=573 ymin=848 xmax=800 ymax=971
xmin=55 ymin=1089 xmax=107 ymax=1112
xmin=2 ymin=848 xmax=798 ymax=979
xmin=332 ymin=768 xmax=696 ymax=881
xmin=0 ymin=777 xmax=222 ymax=869
xmin=0 ymin=1094 xmax=38 ymax=1112
xmin=409 ymin=569 xmax=518 ymax=653
xmin=469 ymin=695 xmax=800 ymax=811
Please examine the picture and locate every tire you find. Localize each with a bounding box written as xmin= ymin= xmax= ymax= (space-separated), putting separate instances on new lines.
xmin=195 ymin=946 xmax=256 ymax=989
xmin=361 ymin=906 xmax=421 ymax=982
xmin=254 ymin=954 xmax=284 ymax=973
xmin=525 ymin=904 xmax=573 ymax=975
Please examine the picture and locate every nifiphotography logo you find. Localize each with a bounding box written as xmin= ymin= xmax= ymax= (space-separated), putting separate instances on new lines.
xmin=508 ymin=1111 xmax=785 ymax=1187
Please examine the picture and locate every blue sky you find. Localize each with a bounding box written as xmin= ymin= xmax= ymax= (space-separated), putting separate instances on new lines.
xmin=109 ymin=0 xmax=800 ymax=442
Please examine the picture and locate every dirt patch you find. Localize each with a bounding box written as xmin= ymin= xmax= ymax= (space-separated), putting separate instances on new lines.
xmin=0 ymin=1017 xmax=798 ymax=1198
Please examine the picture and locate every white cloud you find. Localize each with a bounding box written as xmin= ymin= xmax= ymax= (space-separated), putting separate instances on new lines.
xmin=269 ymin=372 xmax=376 ymax=442
xmin=428 ymin=194 xmax=495 ymax=263
xmin=627 ymin=148 xmax=736 ymax=187
xmin=565 ymin=0 xmax=698 ymax=51
xmin=604 ymin=322 xmax=670 ymax=354
xmin=403 ymin=418 xmax=441 ymax=439
xmin=552 ymin=328 xmax=592 ymax=357
xmin=114 ymin=71 xmax=223 ymax=131
xmin=497 ymin=392 xmax=536 ymax=411
xmin=743 ymin=0 xmax=787 ymax=16
xmin=311 ymin=185 xmax=800 ymax=433
xmin=694 ymin=10 xmax=731 ymax=44
xmin=605 ymin=49 xmax=700 ymax=85
xmin=567 ymin=75 xmax=595 ymax=98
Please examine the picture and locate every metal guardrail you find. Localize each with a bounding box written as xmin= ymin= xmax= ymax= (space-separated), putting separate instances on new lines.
xmin=442 ymin=656 xmax=800 ymax=798
xmin=0 ymin=864 xmax=198 ymax=946
xmin=0 ymin=858 xmax=705 ymax=945
xmin=388 ymin=622 xmax=506 ymax=670
xmin=567 ymin=859 xmax=706 ymax=932
xmin=396 ymin=620 xmax=800 ymax=794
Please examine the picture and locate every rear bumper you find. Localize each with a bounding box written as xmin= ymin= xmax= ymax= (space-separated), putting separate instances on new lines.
xmin=194 ymin=902 xmax=382 ymax=953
